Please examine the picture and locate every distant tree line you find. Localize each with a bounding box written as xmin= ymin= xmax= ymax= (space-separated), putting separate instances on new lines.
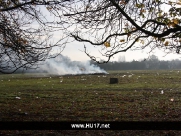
xmin=91 ymin=55 xmax=181 ymax=70
xmin=13 ymin=55 xmax=181 ymax=74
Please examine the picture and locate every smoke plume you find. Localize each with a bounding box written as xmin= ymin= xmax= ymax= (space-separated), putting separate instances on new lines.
xmin=38 ymin=55 xmax=107 ymax=75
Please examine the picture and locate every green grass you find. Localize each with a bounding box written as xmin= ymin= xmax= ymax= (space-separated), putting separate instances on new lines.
xmin=1 ymin=70 xmax=181 ymax=135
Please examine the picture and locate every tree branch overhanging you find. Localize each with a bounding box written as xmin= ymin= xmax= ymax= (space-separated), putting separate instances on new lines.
xmin=61 ymin=0 xmax=181 ymax=63
xmin=1 ymin=0 xmax=181 ymax=72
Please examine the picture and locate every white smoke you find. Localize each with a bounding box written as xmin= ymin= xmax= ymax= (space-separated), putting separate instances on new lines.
xmin=39 ymin=55 xmax=107 ymax=75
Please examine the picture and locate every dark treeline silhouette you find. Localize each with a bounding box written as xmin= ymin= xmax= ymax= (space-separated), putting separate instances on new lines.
xmin=90 ymin=55 xmax=181 ymax=71
xmin=13 ymin=55 xmax=181 ymax=74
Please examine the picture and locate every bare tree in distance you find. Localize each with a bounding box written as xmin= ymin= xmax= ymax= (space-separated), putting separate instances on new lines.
xmin=62 ymin=0 xmax=181 ymax=63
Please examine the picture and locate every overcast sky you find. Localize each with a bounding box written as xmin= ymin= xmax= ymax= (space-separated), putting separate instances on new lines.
xmin=61 ymin=42 xmax=181 ymax=62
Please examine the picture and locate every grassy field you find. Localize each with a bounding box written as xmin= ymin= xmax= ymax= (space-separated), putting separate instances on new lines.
xmin=1 ymin=70 xmax=181 ymax=135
